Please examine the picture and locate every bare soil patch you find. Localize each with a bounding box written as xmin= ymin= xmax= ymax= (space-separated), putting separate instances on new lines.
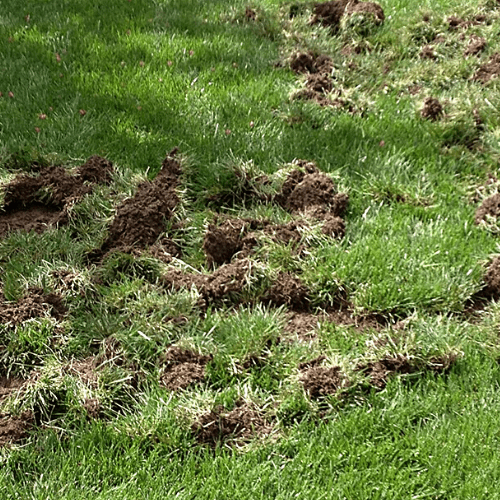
xmin=420 ymin=45 xmax=437 ymax=60
xmin=283 ymin=312 xmax=322 ymax=339
xmin=420 ymin=97 xmax=443 ymax=121
xmin=64 ymin=357 xmax=100 ymax=388
xmin=264 ymin=272 xmax=310 ymax=310
xmin=345 ymin=1 xmax=384 ymax=22
xmin=97 ymin=149 xmax=180 ymax=256
xmin=0 ymin=156 xmax=113 ymax=238
xmin=481 ymin=257 xmax=500 ymax=300
xmin=160 ymin=346 xmax=212 ymax=391
xmin=0 ymin=411 xmax=34 ymax=447
xmin=290 ymin=52 xmax=333 ymax=75
xmin=0 ymin=287 xmax=66 ymax=327
xmin=473 ymin=53 xmax=500 ymax=84
xmin=192 ymin=402 xmax=271 ymax=447
xmin=300 ymin=365 xmax=350 ymax=398
xmin=356 ymin=354 xmax=457 ymax=389
xmin=0 ymin=376 xmax=25 ymax=405
xmin=311 ymin=0 xmax=349 ymax=29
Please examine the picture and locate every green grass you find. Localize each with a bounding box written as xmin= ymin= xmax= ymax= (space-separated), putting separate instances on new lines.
xmin=2 ymin=0 xmax=500 ymax=497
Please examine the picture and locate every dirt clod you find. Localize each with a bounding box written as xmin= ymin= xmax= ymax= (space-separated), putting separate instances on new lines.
xmin=192 ymin=403 xmax=271 ymax=447
xmin=245 ymin=7 xmax=256 ymax=20
xmin=0 ymin=156 xmax=113 ymax=238
xmin=345 ymin=1 xmax=385 ymax=22
xmin=474 ymin=53 xmax=500 ymax=84
xmin=420 ymin=45 xmax=437 ymax=60
xmin=311 ymin=0 xmax=349 ymax=28
xmin=420 ymin=97 xmax=443 ymax=121
xmin=475 ymin=193 xmax=500 ymax=225
xmin=465 ymin=36 xmax=486 ymax=57
xmin=0 ymin=288 xmax=66 ymax=327
xmin=300 ymin=365 xmax=349 ymax=398
xmin=100 ymin=149 xmax=180 ymax=252
xmin=265 ymin=272 xmax=309 ymax=310
xmin=290 ymin=52 xmax=333 ymax=75
xmin=0 ymin=411 xmax=34 ymax=447
xmin=160 ymin=346 xmax=212 ymax=391
xmin=483 ymin=257 xmax=500 ymax=299
xmin=0 ymin=376 xmax=25 ymax=405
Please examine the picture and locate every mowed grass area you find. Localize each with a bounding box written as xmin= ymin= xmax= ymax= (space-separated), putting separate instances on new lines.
xmin=2 ymin=0 xmax=500 ymax=498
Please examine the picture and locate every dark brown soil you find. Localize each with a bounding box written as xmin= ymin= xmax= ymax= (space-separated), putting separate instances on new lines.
xmin=283 ymin=312 xmax=322 ymax=339
xmin=191 ymin=402 xmax=271 ymax=447
xmin=305 ymin=73 xmax=334 ymax=94
xmin=147 ymin=237 xmax=182 ymax=263
xmin=99 ymin=149 xmax=181 ymax=252
xmin=0 ymin=287 xmax=66 ymax=327
xmin=0 ymin=156 xmax=113 ymax=238
xmin=300 ymin=365 xmax=349 ymax=398
xmin=160 ymin=346 xmax=212 ymax=391
xmin=162 ymin=259 xmax=252 ymax=307
xmin=345 ymin=1 xmax=385 ymax=22
xmin=420 ymin=97 xmax=443 ymax=121
xmin=473 ymin=53 xmax=500 ymax=84
xmin=298 ymin=355 xmax=326 ymax=370
xmin=483 ymin=257 xmax=500 ymax=299
xmin=65 ymin=357 xmax=99 ymax=387
xmin=356 ymin=353 xmax=457 ymax=389
xmin=0 ymin=411 xmax=34 ymax=447
xmin=264 ymin=272 xmax=310 ymax=310
xmin=290 ymin=52 xmax=333 ymax=75
xmin=464 ymin=36 xmax=487 ymax=57
xmin=475 ymin=193 xmax=500 ymax=225
xmin=420 ymin=45 xmax=437 ymax=60
xmin=447 ymin=16 xmax=464 ymax=29
xmin=321 ymin=214 xmax=345 ymax=238
xmin=311 ymin=0 xmax=349 ymax=28
xmin=245 ymin=7 xmax=257 ymax=20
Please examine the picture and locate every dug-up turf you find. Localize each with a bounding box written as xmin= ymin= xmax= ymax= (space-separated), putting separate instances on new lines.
xmin=356 ymin=354 xmax=457 ymax=389
xmin=0 ymin=288 xmax=66 ymax=327
xmin=473 ymin=53 xmax=500 ymax=84
xmin=0 ymin=411 xmax=34 ymax=447
xmin=191 ymin=402 xmax=272 ymax=447
xmin=310 ymin=0 xmax=385 ymax=30
xmin=420 ymin=97 xmax=444 ymax=121
xmin=475 ymin=192 xmax=500 ymax=225
xmin=203 ymin=217 xmax=304 ymax=266
xmin=276 ymin=161 xmax=348 ymax=238
xmin=162 ymin=259 xmax=252 ymax=309
xmin=0 ymin=155 xmax=113 ymax=238
xmin=300 ymin=362 xmax=350 ymax=398
xmin=160 ymin=346 xmax=212 ymax=391
xmin=97 ymin=149 xmax=181 ymax=255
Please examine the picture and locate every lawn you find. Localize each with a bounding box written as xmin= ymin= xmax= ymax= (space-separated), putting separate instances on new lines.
xmin=2 ymin=0 xmax=500 ymax=498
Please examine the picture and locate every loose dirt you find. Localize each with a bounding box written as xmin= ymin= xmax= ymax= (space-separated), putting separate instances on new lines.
xmin=420 ymin=45 xmax=437 ymax=60
xmin=290 ymin=52 xmax=333 ymax=75
xmin=99 ymin=149 xmax=180 ymax=253
xmin=474 ymin=53 xmax=500 ymax=84
xmin=0 ymin=411 xmax=34 ymax=447
xmin=482 ymin=257 xmax=500 ymax=299
xmin=356 ymin=354 xmax=457 ymax=389
xmin=475 ymin=193 xmax=500 ymax=225
xmin=264 ymin=272 xmax=310 ymax=310
xmin=311 ymin=0 xmax=384 ymax=29
xmin=420 ymin=97 xmax=444 ymax=121
xmin=0 ymin=156 xmax=113 ymax=238
xmin=345 ymin=1 xmax=385 ymax=22
xmin=283 ymin=312 xmax=322 ymax=339
xmin=0 ymin=288 xmax=66 ymax=327
xmin=162 ymin=259 xmax=252 ymax=308
xmin=0 ymin=376 xmax=25 ymax=405
xmin=191 ymin=402 xmax=271 ymax=447
xmin=300 ymin=364 xmax=350 ymax=398
xmin=160 ymin=346 xmax=212 ymax=391
xmin=276 ymin=162 xmax=349 ymax=236
xmin=65 ymin=357 xmax=100 ymax=388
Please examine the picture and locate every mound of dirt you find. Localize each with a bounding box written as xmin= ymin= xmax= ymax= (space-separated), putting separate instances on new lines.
xmin=0 ymin=156 xmax=113 ymax=238
xmin=99 ymin=149 xmax=181 ymax=252
xmin=162 ymin=259 xmax=252 ymax=307
xmin=283 ymin=312 xmax=322 ymax=339
xmin=0 ymin=411 xmax=34 ymax=447
xmin=64 ymin=357 xmax=99 ymax=388
xmin=191 ymin=403 xmax=271 ymax=447
xmin=344 ymin=0 xmax=385 ymax=22
xmin=203 ymin=219 xmax=259 ymax=266
xmin=264 ymin=272 xmax=310 ymax=310
xmin=357 ymin=354 xmax=456 ymax=389
xmin=483 ymin=257 xmax=500 ymax=299
xmin=300 ymin=365 xmax=350 ymax=398
xmin=276 ymin=162 xmax=349 ymax=236
xmin=160 ymin=346 xmax=212 ymax=391
xmin=0 ymin=288 xmax=66 ymax=327
xmin=311 ymin=0 xmax=349 ymax=28
xmin=245 ymin=7 xmax=256 ymax=21
xmin=475 ymin=193 xmax=500 ymax=225
xmin=474 ymin=53 xmax=500 ymax=84
xmin=290 ymin=52 xmax=333 ymax=75
xmin=464 ymin=36 xmax=487 ymax=57
xmin=311 ymin=0 xmax=384 ymax=29
xmin=420 ymin=97 xmax=443 ymax=121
